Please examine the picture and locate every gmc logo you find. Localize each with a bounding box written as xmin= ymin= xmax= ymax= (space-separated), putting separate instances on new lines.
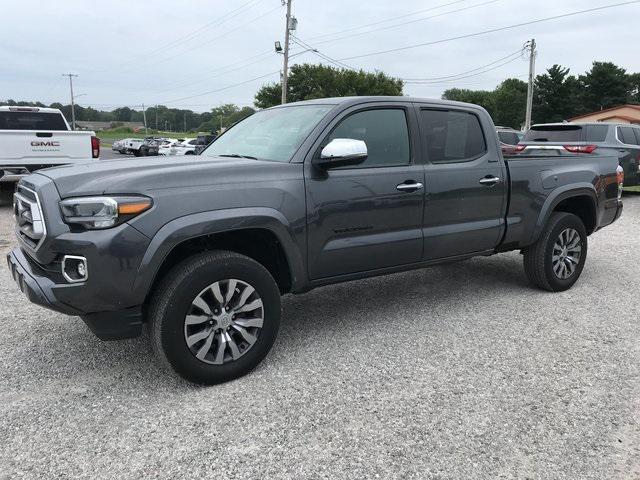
xmin=31 ymin=141 xmax=60 ymax=147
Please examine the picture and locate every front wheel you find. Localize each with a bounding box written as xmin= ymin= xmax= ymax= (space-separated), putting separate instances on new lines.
xmin=523 ymin=212 xmax=588 ymax=292
xmin=148 ymin=251 xmax=281 ymax=384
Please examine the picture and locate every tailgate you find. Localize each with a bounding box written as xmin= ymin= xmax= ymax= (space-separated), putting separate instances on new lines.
xmin=0 ymin=130 xmax=94 ymax=165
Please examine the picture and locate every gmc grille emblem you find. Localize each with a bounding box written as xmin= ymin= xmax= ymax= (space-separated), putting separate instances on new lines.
xmin=31 ymin=141 xmax=60 ymax=147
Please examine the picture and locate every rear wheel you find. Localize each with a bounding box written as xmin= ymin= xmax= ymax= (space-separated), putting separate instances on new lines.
xmin=523 ymin=212 xmax=588 ymax=292
xmin=149 ymin=251 xmax=281 ymax=384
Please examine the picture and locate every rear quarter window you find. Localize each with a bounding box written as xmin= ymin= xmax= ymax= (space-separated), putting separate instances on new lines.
xmin=584 ymin=125 xmax=609 ymax=142
xmin=617 ymin=126 xmax=639 ymax=145
xmin=0 ymin=111 xmax=68 ymax=130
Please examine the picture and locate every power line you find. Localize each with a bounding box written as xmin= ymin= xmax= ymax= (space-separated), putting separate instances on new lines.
xmin=158 ymin=70 xmax=280 ymax=105
xmin=403 ymin=55 xmax=523 ymax=84
xmin=338 ymin=1 xmax=640 ymax=61
xmin=136 ymin=0 xmax=263 ymax=57
xmin=312 ymin=0 xmax=501 ymax=46
xmin=154 ymin=5 xmax=281 ymax=66
xmin=401 ymin=49 xmax=524 ymax=83
xmin=150 ymin=50 xmax=275 ymax=95
xmin=291 ymin=36 xmax=357 ymax=70
xmin=307 ymin=0 xmax=469 ymax=41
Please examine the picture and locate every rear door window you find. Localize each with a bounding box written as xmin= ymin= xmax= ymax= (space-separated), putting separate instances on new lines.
xmin=0 ymin=111 xmax=68 ymax=130
xmin=523 ymin=125 xmax=582 ymax=142
xmin=618 ymin=126 xmax=639 ymax=145
xmin=420 ymin=109 xmax=486 ymax=163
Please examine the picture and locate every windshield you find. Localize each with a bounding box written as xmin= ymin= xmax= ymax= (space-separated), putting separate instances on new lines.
xmin=202 ymin=105 xmax=333 ymax=162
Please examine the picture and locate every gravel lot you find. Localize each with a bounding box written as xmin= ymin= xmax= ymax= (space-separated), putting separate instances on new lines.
xmin=0 ymin=191 xmax=639 ymax=479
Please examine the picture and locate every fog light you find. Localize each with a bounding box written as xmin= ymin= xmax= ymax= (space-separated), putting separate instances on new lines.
xmin=62 ymin=255 xmax=88 ymax=283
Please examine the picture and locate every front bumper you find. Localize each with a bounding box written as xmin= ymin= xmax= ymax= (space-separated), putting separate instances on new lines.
xmin=7 ymin=248 xmax=80 ymax=315
xmin=7 ymin=248 xmax=143 ymax=340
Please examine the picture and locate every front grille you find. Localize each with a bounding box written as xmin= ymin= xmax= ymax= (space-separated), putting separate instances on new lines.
xmin=13 ymin=185 xmax=46 ymax=250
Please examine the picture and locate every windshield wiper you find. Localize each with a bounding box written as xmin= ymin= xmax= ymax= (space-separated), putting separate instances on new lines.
xmin=218 ymin=153 xmax=259 ymax=160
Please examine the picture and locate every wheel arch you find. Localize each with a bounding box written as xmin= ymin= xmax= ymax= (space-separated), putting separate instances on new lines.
xmin=532 ymin=185 xmax=598 ymax=243
xmin=133 ymin=208 xmax=306 ymax=308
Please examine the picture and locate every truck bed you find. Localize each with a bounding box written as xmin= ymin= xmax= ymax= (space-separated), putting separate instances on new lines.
xmin=500 ymin=153 xmax=621 ymax=250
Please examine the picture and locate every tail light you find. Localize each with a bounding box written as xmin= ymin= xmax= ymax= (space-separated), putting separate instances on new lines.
xmin=514 ymin=144 xmax=526 ymax=152
xmin=91 ymin=136 xmax=100 ymax=158
xmin=563 ymin=145 xmax=597 ymax=154
xmin=616 ymin=165 xmax=624 ymax=199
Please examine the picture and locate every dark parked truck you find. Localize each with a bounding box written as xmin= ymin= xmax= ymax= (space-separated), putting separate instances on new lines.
xmin=7 ymin=97 xmax=624 ymax=384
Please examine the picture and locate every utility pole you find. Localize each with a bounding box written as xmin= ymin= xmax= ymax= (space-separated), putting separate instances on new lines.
xmin=281 ymin=0 xmax=292 ymax=104
xmin=524 ymin=39 xmax=536 ymax=131
xmin=141 ymin=103 xmax=148 ymax=135
xmin=184 ymin=112 xmax=187 ymax=132
xmin=155 ymin=108 xmax=158 ymax=130
xmin=62 ymin=73 xmax=78 ymax=130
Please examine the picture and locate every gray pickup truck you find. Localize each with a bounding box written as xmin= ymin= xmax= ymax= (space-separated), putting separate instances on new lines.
xmin=7 ymin=97 xmax=624 ymax=384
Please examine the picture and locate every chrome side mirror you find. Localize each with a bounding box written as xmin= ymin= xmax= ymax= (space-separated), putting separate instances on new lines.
xmin=314 ymin=138 xmax=368 ymax=169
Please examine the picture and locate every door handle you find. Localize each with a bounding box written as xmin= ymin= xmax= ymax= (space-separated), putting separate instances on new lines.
xmin=479 ymin=176 xmax=501 ymax=186
xmin=396 ymin=182 xmax=424 ymax=192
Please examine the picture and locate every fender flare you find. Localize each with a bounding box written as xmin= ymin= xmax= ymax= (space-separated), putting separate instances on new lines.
xmin=131 ymin=207 xmax=306 ymax=302
xmin=531 ymin=184 xmax=598 ymax=243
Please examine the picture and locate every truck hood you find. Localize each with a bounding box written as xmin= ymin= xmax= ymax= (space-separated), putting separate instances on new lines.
xmin=37 ymin=156 xmax=281 ymax=197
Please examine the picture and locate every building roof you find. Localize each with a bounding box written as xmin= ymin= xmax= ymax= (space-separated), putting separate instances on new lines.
xmin=569 ymin=104 xmax=640 ymax=121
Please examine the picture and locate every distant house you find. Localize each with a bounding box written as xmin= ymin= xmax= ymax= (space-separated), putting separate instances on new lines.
xmin=75 ymin=120 xmax=145 ymax=131
xmin=569 ymin=105 xmax=640 ymax=125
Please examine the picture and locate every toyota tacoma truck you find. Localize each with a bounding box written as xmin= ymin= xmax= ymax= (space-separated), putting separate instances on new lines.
xmin=7 ymin=97 xmax=624 ymax=385
xmin=0 ymin=106 xmax=100 ymax=188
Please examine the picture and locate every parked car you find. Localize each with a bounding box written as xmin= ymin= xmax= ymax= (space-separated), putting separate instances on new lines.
xmin=516 ymin=122 xmax=640 ymax=186
xmin=0 ymin=106 xmax=99 ymax=189
xmin=122 ymin=138 xmax=144 ymax=155
xmin=194 ymin=133 xmax=216 ymax=154
xmin=7 ymin=97 xmax=624 ymax=385
xmin=138 ymin=137 xmax=165 ymax=156
xmin=496 ymin=126 xmax=523 ymax=155
xmin=174 ymin=138 xmax=199 ymax=155
xmin=112 ymin=139 xmax=126 ymax=153
xmin=157 ymin=139 xmax=181 ymax=156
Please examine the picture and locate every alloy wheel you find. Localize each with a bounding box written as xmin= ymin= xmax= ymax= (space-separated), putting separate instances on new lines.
xmin=552 ymin=228 xmax=582 ymax=280
xmin=183 ymin=279 xmax=264 ymax=365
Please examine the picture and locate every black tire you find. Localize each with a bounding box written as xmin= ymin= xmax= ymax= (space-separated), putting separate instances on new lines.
xmin=523 ymin=212 xmax=588 ymax=292
xmin=148 ymin=250 xmax=281 ymax=384
xmin=134 ymin=149 xmax=142 ymax=157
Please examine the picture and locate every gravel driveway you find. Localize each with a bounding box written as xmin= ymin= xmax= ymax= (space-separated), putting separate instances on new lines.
xmin=0 ymin=191 xmax=638 ymax=479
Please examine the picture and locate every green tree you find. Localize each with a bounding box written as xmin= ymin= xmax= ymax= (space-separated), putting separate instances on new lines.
xmin=492 ymin=78 xmax=528 ymax=128
xmin=197 ymin=104 xmax=255 ymax=133
xmin=442 ymin=88 xmax=496 ymax=118
xmin=579 ymin=61 xmax=631 ymax=112
xmin=628 ymin=72 xmax=640 ymax=103
xmin=533 ymin=65 xmax=581 ymax=123
xmin=254 ymin=64 xmax=403 ymax=108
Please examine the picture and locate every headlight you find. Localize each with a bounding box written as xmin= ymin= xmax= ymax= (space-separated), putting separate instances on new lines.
xmin=59 ymin=196 xmax=152 ymax=229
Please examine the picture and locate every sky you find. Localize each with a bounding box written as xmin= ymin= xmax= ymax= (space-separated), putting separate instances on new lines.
xmin=1 ymin=0 xmax=639 ymax=113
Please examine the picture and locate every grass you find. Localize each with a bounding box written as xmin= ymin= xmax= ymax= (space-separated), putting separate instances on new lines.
xmin=624 ymin=185 xmax=640 ymax=193
xmin=96 ymin=128 xmax=196 ymax=147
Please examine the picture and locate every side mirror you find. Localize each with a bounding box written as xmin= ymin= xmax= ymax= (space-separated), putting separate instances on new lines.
xmin=314 ymin=138 xmax=368 ymax=169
